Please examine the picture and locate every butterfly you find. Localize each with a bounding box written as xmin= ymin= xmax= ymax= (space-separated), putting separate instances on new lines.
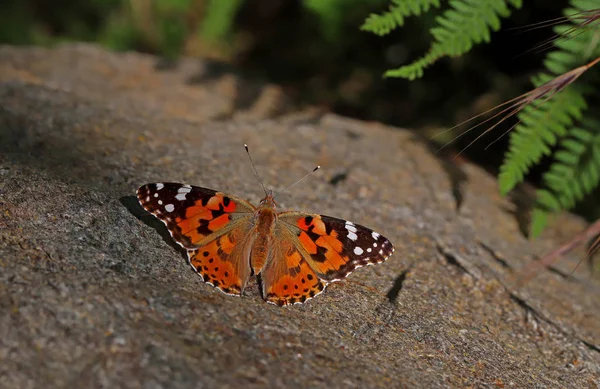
xmin=137 ymin=158 xmax=394 ymax=306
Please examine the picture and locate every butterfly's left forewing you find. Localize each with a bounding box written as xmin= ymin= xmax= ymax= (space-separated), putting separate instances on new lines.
xmin=278 ymin=213 xmax=394 ymax=283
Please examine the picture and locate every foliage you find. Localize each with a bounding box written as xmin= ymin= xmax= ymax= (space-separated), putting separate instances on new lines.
xmin=361 ymin=0 xmax=441 ymax=37
xmin=364 ymin=0 xmax=600 ymax=237
xmin=500 ymin=0 xmax=600 ymax=237
xmin=200 ymin=0 xmax=243 ymax=42
xmin=362 ymin=0 xmax=523 ymax=79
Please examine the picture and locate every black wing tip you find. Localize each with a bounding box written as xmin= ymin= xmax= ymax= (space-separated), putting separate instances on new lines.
xmin=136 ymin=182 xmax=170 ymax=200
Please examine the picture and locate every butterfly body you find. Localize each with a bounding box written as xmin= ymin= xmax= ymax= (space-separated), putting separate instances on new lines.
xmin=137 ymin=182 xmax=394 ymax=306
xmin=250 ymin=192 xmax=278 ymax=274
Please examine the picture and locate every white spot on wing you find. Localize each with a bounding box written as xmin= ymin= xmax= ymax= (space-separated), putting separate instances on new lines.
xmin=154 ymin=193 xmax=158 ymax=198
xmin=373 ymin=242 xmax=378 ymax=248
xmin=178 ymin=186 xmax=192 ymax=194
xmin=354 ymin=247 xmax=364 ymax=255
xmin=175 ymin=193 xmax=187 ymax=201
xmin=367 ymin=248 xmax=372 ymax=253
xmin=156 ymin=183 xmax=164 ymax=190
xmin=345 ymin=221 xmax=358 ymax=240
xmin=345 ymin=221 xmax=357 ymax=233
xmin=158 ymin=200 xmax=163 ymax=205
xmin=372 ymin=231 xmax=380 ymax=239
xmin=165 ymin=204 xmax=175 ymax=212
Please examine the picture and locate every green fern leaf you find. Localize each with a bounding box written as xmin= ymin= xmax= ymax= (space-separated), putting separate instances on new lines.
xmin=361 ymin=0 xmax=441 ymax=36
xmin=501 ymin=1 xmax=600 ymax=240
xmin=384 ymin=0 xmax=522 ymax=79
xmin=384 ymin=50 xmax=441 ymax=79
xmin=498 ymin=87 xmax=587 ymax=195
xmin=530 ymin=122 xmax=600 ymax=237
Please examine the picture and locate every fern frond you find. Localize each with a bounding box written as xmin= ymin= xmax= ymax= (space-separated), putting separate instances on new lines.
xmin=498 ymin=82 xmax=588 ymax=194
xmin=361 ymin=0 xmax=441 ymax=36
xmin=385 ymin=49 xmax=441 ymax=80
xmin=530 ymin=119 xmax=600 ymax=237
xmin=499 ymin=1 xmax=600 ymax=200
xmin=382 ymin=0 xmax=522 ymax=79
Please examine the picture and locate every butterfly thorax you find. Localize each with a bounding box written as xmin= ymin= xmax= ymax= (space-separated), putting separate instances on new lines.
xmin=251 ymin=191 xmax=278 ymax=273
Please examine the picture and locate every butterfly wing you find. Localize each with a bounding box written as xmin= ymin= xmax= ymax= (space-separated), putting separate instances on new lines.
xmin=186 ymin=221 xmax=255 ymax=296
xmin=137 ymin=183 xmax=257 ymax=295
xmin=278 ymin=212 xmax=394 ymax=283
xmin=259 ymin=229 xmax=327 ymax=306
xmin=137 ymin=183 xmax=255 ymax=249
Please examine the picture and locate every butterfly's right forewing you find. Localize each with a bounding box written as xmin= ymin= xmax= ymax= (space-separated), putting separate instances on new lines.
xmin=137 ymin=183 xmax=255 ymax=249
xmin=138 ymin=183 xmax=258 ymax=296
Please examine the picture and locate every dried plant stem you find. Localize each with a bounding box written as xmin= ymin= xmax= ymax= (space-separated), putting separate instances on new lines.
xmin=434 ymin=56 xmax=600 ymax=159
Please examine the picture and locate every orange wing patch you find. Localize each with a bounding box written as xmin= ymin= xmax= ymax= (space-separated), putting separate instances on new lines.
xmin=137 ymin=183 xmax=251 ymax=249
xmin=279 ymin=213 xmax=394 ymax=283
xmin=260 ymin=242 xmax=326 ymax=306
xmin=294 ymin=215 xmax=351 ymax=281
xmin=176 ymin=194 xmax=235 ymax=246
xmin=188 ymin=231 xmax=250 ymax=296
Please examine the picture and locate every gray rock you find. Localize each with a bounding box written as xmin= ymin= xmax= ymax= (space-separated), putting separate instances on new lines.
xmin=0 ymin=44 xmax=598 ymax=389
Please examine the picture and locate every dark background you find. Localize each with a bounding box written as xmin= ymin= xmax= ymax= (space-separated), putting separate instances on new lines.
xmin=0 ymin=0 xmax=580 ymax=205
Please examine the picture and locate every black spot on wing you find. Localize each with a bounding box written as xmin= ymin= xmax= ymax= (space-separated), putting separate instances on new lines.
xmin=196 ymin=220 xmax=213 ymax=236
xmin=289 ymin=265 xmax=302 ymax=276
xmin=211 ymin=208 xmax=224 ymax=219
xmin=299 ymin=228 xmax=329 ymax=263
xmin=312 ymin=245 xmax=329 ymax=263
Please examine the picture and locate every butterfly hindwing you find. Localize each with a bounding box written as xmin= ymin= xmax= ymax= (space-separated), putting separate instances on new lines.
xmin=187 ymin=221 xmax=254 ymax=296
xmin=137 ymin=183 xmax=255 ymax=249
xmin=278 ymin=213 xmax=394 ymax=282
xmin=259 ymin=234 xmax=327 ymax=306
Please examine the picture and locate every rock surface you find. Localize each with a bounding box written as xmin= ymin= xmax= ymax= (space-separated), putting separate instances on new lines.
xmin=1 ymin=44 xmax=599 ymax=388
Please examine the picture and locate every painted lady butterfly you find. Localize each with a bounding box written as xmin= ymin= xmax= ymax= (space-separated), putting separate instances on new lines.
xmin=137 ymin=151 xmax=394 ymax=306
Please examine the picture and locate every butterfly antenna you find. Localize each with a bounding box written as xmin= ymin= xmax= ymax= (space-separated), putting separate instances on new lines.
xmin=274 ymin=165 xmax=321 ymax=199
xmin=245 ymin=144 xmax=268 ymax=196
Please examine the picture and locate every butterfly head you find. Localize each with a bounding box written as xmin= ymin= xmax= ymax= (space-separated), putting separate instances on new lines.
xmin=258 ymin=190 xmax=278 ymax=209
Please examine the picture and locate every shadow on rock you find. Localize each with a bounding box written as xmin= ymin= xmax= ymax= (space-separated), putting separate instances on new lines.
xmin=386 ymin=268 xmax=410 ymax=304
xmin=410 ymin=134 xmax=468 ymax=211
xmin=504 ymin=185 xmax=535 ymax=238
xmin=120 ymin=195 xmax=187 ymax=257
